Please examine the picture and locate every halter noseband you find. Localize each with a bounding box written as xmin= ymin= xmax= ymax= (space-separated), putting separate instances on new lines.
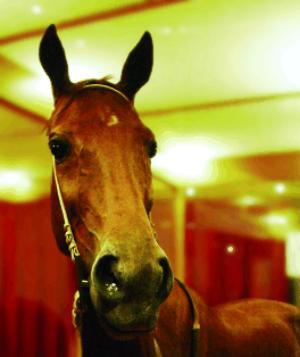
xmin=51 ymin=84 xmax=201 ymax=357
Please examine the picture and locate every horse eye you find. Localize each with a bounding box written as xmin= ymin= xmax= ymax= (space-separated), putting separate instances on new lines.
xmin=49 ymin=138 xmax=70 ymax=162
xmin=146 ymin=140 xmax=157 ymax=158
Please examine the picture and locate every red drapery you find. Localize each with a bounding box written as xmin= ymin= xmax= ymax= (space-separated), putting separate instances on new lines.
xmin=185 ymin=200 xmax=288 ymax=306
xmin=0 ymin=199 xmax=77 ymax=357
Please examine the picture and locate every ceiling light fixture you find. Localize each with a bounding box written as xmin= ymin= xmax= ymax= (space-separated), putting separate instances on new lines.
xmin=225 ymin=244 xmax=236 ymax=254
xmin=235 ymin=195 xmax=262 ymax=207
xmin=186 ymin=187 xmax=196 ymax=197
xmin=31 ymin=4 xmax=42 ymax=15
xmin=0 ymin=170 xmax=31 ymax=193
xmin=274 ymin=182 xmax=286 ymax=194
xmin=152 ymin=139 xmax=223 ymax=185
xmin=263 ymin=213 xmax=288 ymax=226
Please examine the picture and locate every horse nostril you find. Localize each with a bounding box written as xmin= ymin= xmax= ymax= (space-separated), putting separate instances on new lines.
xmin=157 ymin=257 xmax=173 ymax=300
xmin=92 ymin=254 xmax=173 ymax=305
xmin=93 ymin=254 xmax=123 ymax=302
xmin=96 ymin=254 xmax=117 ymax=283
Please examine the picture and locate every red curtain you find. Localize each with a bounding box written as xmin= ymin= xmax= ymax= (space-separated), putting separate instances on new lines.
xmin=185 ymin=201 xmax=288 ymax=306
xmin=0 ymin=199 xmax=77 ymax=357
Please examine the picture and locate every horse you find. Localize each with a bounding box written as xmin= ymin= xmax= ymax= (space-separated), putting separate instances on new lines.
xmin=39 ymin=25 xmax=300 ymax=356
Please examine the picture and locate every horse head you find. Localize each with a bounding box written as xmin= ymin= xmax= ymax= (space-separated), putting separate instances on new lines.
xmin=39 ymin=25 xmax=173 ymax=339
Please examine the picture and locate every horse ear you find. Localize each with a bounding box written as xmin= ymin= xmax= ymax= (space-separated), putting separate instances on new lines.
xmin=39 ymin=24 xmax=72 ymax=99
xmin=118 ymin=32 xmax=153 ymax=100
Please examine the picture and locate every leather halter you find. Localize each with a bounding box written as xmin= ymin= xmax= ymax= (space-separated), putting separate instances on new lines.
xmin=175 ymin=278 xmax=201 ymax=357
xmin=52 ymin=83 xmax=200 ymax=356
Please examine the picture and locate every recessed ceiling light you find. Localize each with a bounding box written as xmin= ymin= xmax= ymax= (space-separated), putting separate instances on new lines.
xmin=186 ymin=187 xmax=196 ymax=197
xmin=160 ymin=27 xmax=172 ymax=36
xmin=263 ymin=213 xmax=288 ymax=226
xmin=152 ymin=138 xmax=224 ymax=185
xmin=225 ymin=245 xmax=236 ymax=254
xmin=235 ymin=195 xmax=262 ymax=207
xmin=274 ymin=182 xmax=286 ymax=194
xmin=0 ymin=170 xmax=31 ymax=193
xmin=32 ymin=4 xmax=42 ymax=15
xmin=75 ymin=39 xmax=86 ymax=49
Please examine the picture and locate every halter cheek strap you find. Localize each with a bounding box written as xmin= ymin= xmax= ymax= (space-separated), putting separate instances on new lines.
xmin=52 ymin=156 xmax=89 ymax=313
xmin=52 ymin=156 xmax=79 ymax=261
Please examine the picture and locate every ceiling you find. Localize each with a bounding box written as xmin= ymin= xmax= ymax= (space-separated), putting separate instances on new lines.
xmin=2 ymin=0 xmax=300 ymax=239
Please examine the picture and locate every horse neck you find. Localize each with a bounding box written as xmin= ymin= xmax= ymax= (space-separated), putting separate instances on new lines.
xmin=80 ymin=306 xmax=158 ymax=357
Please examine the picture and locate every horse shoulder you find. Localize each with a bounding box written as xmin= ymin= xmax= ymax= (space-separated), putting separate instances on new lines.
xmin=208 ymin=299 xmax=300 ymax=357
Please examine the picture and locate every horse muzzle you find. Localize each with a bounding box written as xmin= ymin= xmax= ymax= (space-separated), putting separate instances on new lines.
xmin=89 ymin=250 xmax=173 ymax=337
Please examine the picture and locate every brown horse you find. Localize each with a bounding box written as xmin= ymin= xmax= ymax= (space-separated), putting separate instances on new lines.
xmin=39 ymin=25 xmax=300 ymax=356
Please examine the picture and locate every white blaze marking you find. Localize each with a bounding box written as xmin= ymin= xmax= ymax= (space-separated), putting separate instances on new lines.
xmin=107 ymin=114 xmax=119 ymax=126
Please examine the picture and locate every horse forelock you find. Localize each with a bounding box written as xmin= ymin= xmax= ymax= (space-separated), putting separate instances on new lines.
xmin=47 ymin=76 xmax=137 ymax=132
